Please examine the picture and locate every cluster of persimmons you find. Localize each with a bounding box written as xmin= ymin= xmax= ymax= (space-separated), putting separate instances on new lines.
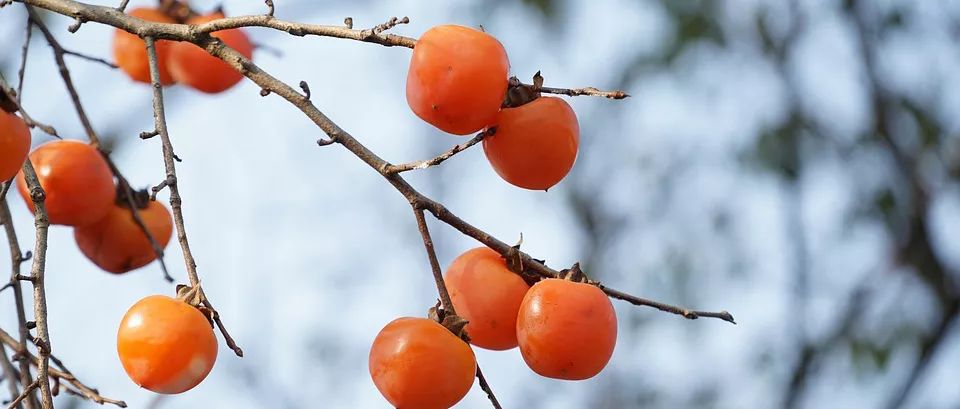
xmin=370 ymin=25 xmax=613 ymax=409
xmin=0 ymin=8 xmax=609 ymax=408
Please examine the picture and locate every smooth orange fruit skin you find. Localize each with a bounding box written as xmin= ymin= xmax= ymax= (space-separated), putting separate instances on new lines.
xmin=168 ymin=13 xmax=254 ymax=94
xmin=406 ymin=25 xmax=510 ymax=135
xmin=0 ymin=111 xmax=30 ymax=182
xmin=15 ymin=140 xmax=115 ymax=226
xmin=483 ymin=97 xmax=580 ymax=190
xmin=114 ymin=8 xmax=176 ymax=85
xmin=445 ymin=247 xmax=529 ymax=350
xmin=74 ymin=201 xmax=173 ymax=274
xmin=517 ymin=278 xmax=617 ymax=380
xmin=117 ymin=295 xmax=218 ymax=394
xmin=369 ymin=317 xmax=476 ymax=409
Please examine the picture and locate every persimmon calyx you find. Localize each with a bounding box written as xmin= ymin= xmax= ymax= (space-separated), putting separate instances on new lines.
xmin=560 ymin=262 xmax=589 ymax=283
xmin=0 ymin=90 xmax=18 ymax=113
xmin=502 ymin=71 xmax=546 ymax=108
xmin=427 ymin=303 xmax=470 ymax=341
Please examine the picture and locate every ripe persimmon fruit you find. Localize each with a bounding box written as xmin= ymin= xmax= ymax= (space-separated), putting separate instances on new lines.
xmin=517 ymin=278 xmax=617 ymax=380
xmin=167 ymin=12 xmax=253 ymax=94
xmin=114 ymin=8 xmax=177 ymax=85
xmin=445 ymin=247 xmax=529 ymax=350
xmin=0 ymin=110 xmax=30 ymax=182
xmin=369 ymin=317 xmax=476 ymax=408
xmin=483 ymin=96 xmax=580 ymax=190
xmin=15 ymin=140 xmax=115 ymax=226
xmin=406 ymin=25 xmax=510 ymax=135
xmin=117 ymin=294 xmax=218 ymax=394
xmin=74 ymin=199 xmax=173 ymax=274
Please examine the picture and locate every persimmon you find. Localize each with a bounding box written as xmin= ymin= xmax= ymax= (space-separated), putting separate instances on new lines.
xmin=15 ymin=140 xmax=115 ymax=226
xmin=516 ymin=278 xmax=617 ymax=380
xmin=483 ymin=96 xmax=579 ymax=190
xmin=406 ymin=25 xmax=510 ymax=135
xmin=114 ymin=8 xmax=176 ymax=85
xmin=0 ymin=110 xmax=30 ymax=182
xmin=167 ymin=12 xmax=254 ymax=94
xmin=74 ymin=200 xmax=173 ymax=274
xmin=117 ymin=294 xmax=217 ymax=394
xmin=369 ymin=317 xmax=476 ymax=409
xmin=445 ymin=247 xmax=529 ymax=350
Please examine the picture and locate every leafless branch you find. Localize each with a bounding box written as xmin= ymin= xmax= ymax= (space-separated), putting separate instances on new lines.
xmin=144 ymin=37 xmax=242 ymax=357
xmin=19 ymin=160 xmax=53 ymax=408
xmin=0 ymin=198 xmax=38 ymax=409
xmin=0 ymin=328 xmax=126 ymax=407
xmin=17 ymin=16 xmax=32 ymax=99
xmin=0 ymin=344 xmax=22 ymax=408
xmin=6 ymin=380 xmax=37 ymax=409
xmin=28 ymin=8 xmax=172 ymax=283
xmin=383 ymin=129 xmax=491 ymax=174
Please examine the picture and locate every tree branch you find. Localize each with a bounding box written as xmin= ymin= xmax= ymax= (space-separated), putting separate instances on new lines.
xmin=383 ymin=129 xmax=491 ymax=174
xmin=0 ymin=328 xmax=125 ymax=408
xmin=19 ymin=160 xmax=53 ymax=408
xmin=0 ymin=197 xmax=38 ymax=409
xmin=143 ymin=37 xmax=242 ymax=357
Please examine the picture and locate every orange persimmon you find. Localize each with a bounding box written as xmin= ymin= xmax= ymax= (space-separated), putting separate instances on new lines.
xmin=369 ymin=317 xmax=476 ymax=408
xmin=445 ymin=247 xmax=529 ymax=350
xmin=0 ymin=110 xmax=30 ymax=182
xmin=74 ymin=201 xmax=173 ymax=274
xmin=114 ymin=7 xmax=176 ymax=85
xmin=516 ymin=278 xmax=617 ymax=380
xmin=15 ymin=140 xmax=115 ymax=226
xmin=406 ymin=25 xmax=510 ymax=135
xmin=117 ymin=295 xmax=218 ymax=394
xmin=167 ymin=12 xmax=254 ymax=93
xmin=483 ymin=96 xmax=579 ymax=190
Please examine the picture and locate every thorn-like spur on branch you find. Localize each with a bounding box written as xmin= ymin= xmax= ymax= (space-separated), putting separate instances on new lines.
xmin=383 ymin=128 xmax=493 ymax=174
xmin=364 ymin=16 xmax=410 ymax=37
xmin=298 ymin=80 xmax=311 ymax=100
xmin=0 ymin=328 xmax=127 ymax=407
xmin=139 ymin=129 xmax=159 ymax=139
xmin=508 ymin=76 xmax=629 ymax=100
xmin=116 ymin=0 xmax=128 ymax=11
xmin=144 ymin=37 xmax=243 ymax=357
xmin=263 ymin=0 xmax=273 ymax=17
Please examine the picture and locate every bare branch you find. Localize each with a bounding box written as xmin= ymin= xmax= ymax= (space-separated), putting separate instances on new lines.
xmin=0 ymin=344 xmax=22 ymax=408
xmin=6 ymin=380 xmax=38 ymax=409
xmin=61 ymin=49 xmax=117 ymax=69
xmin=0 ymin=196 xmax=39 ymax=409
xmin=383 ymin=129 xmax=491 ymax=174
xmin=19 ymin=160 xmax=53 ymax=408
xmin=0 ymin=328 xmax=126 ymax=407
xmin=17 ymin=16 xmax=32 ymax=99
xmin=144 ymin=37 xmax=242 ymax=357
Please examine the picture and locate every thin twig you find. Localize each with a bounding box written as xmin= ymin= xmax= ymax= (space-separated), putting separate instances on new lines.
xmin=6 ymin=380 xmax=38 ymax=409
xmin=0 ymin=344 xmax=22 ymax=408
xmin=0 ymin=199 xmax=38 ymax=409
xmin=17 ymin=16 xmax=32 ymax=100
xmin=412 ymin=209 xmax=503 ymax=408
xmin=0 ymin=84 xmax=57 ymax=137
xmin=0 ymin=328 xmax=126 ymax=407
xmin=19 ymin=160 xmax=53 ymax=408
xmin=144 ymin=37 xmax=242 ymax=357
xmin=29 ymin=9 xmax=172 ymax=283
xmin=383 ymin=129 xmax=490 ymax=174
xmin=61 ymin=49 xmax=117 ymax=69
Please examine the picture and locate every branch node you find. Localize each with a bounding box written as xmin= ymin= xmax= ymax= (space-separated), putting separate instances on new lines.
xmin=264 ymin=0 xmax=275 ymax=17
xmin=299 ymin=80 xmax=311 ymax=100
xmin=344 ymin=17 xmax=353 ymax=29
xmin=67 ymin=16 xmax=84 ymax=33
xmin=139 ymin=129 xmax=159 ymax=139
xmin=259 ymin=88 xmax=271 ymax=97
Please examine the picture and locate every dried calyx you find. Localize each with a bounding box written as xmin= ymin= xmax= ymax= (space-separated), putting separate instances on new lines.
xmin=176 ymin=284 xmax=216 ymax=326
xmin=0 ymin=89 xmax=18 ymax=113
xmin=116 ymin=185 xmax=152 ymax=209
xmin=560 ymin=262 xmax=589 ymax=283
xmin=427 ymin=302 xmax=470 ymax=341
xmin=502 ymin=71 xmax=545 ymax=109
